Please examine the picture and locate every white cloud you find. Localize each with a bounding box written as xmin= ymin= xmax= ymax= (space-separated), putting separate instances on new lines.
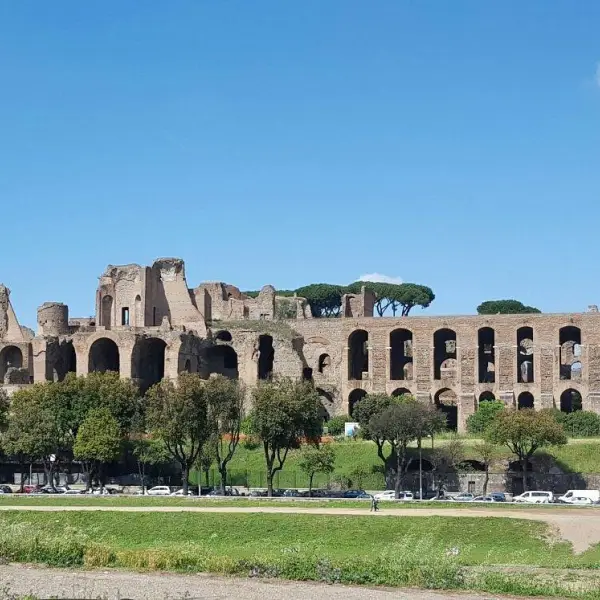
xmin=356 ymin=273 xmax=403 ymax=285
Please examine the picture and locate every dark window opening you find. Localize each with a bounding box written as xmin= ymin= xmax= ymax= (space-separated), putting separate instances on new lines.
xmin=434 ymin=329 xmax=457 ymax=380
xmin=121 ymin=307 xmax=130 ymax=326
xmin=302 ymin=367 xmax=313 ymax=381
xmin=258 ymin=335 xmax=274 ymax=380
xmin=517 ymin=327 xmax=534 ymax=383
xmin=0 ymin=345 xmax=24 ymax=381
xmin=390 ymin=328 xmax=413 ymax=381
xmin=517 ymin=392 xmax=534 ymax=409
xmin=348 ymin=389 xmax=367 ymax=418
xmin=391 ymin=387 xmax=411 ymax=397
xmin=318 ymin=353 xmax=331 ymax=374
xmin=479 ymin=391 xmax=496 ymax=404
xmin=478 ymin=327 xmax=495 ymax=383
xmin=88 ymin=338 xmax=120 ymax=374
xmin=215 ymin=330 xmax=233 ymax=342
xmin=131 ymin=337 xmax=166 ymax=394
xmin=348 ymin=330 xmax=369 ymax=380
xmin=560 ymin=326 xmax=582 ymax=380
xmin=434 ymin=388 xmax=458 ymax=431
xmin=560 ymin=389 xmax=582 ymax=413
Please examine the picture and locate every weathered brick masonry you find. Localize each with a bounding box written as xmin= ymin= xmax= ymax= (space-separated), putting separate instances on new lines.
xmin=0 ymin=259 xmax=596 ymax=432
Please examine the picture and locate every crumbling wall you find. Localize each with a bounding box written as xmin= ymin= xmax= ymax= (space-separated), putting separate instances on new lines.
xmin=341 ymin=287 xmax=375 ymax=318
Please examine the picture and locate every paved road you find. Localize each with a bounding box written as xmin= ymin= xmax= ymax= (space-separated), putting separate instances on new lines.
xmin=0 ymin=504 xmax=595 ymax=552
xmin=0 ymin=564 xmax=554 ymax=600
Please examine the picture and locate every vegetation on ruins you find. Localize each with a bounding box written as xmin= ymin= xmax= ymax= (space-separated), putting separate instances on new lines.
xmin=477 ymin=299 xmax=541 ymax=314
xmin=297 ymin=443 xmax=336 ymax=496
xmin=354 ymin=393 xmax=446 ymax=497
xmin=294 ymin=283 xmax=346 ymax=317
xmin=145 ymin=372 xmax=210 ymax=495
xmin=347 ymin=281 xmax=435 ymax=316
xmin=250 ymin=377 xmax=322 ymax=496
xmin=73 ymin=407 xmax=122 ymax=490
xmin=486 ymin=409 xmax=567 ymax=491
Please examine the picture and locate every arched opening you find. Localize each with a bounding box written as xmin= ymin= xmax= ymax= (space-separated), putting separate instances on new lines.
xmin=0 ymin=345 xmax=24 ymax=381
xmin=101 ymin=295 xmax=113 ymax=330
xmin=434 ymin=329 xmax=457 ymax=381
xmin=215 ymin=330 xmax=233 ymax=342
xmin=517 ymin=327 xmax=534 ymax=383
xmin=479 ymin=391 xmax=496 ymax=404
xmin=257 ymin=335 xmax=274 ymax=380
xmin=318 ymin=353 xmax=331 ymax=375
xmin=131 ymin=337 xmax=166 ymax=393
xmin=434 ymin=388 xmax=458 ymax=431
xmin=348 ymin=330 xmax=369 ymax=380
xmin=52 ymin=341 xmax=77 ymax=382
xmin=317 ymin=388 xmax=334 ymax=423
xmin=348 ymin=389 xmax=367 ymax=418
xmin=478 ymin=327 xmax=495 ymax=383
xmin=560 ymin=389 xmax=582 ymax=413
xmin=88 ymin=338 xmax=120 ymax=374
xmin=134 ymin=295 xmax=143 ymax=327
xmin=560 ymin=326 xmax=582 ymax=380
xmin=206 ymin=345 xmax=239 ymax=379
xmin=517 ymin=391 xmax=534 ymax=410
xmin=391 ymin=387 xmax=411 ymax=397
xmin=461 ymin=460 xmax=486 ymax=472
xmin=390 ymin=329 xmax=413 ymax=381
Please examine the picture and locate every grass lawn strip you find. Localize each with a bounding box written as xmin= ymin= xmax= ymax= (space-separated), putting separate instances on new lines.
xmin=1 ymin=511 xmax=600 ymax=597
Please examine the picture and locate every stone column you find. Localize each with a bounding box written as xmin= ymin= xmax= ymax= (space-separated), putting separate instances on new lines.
xmin=31 ymin=338 xmax=49 ymax=383
xmin=119 ymin=344 xmax=134 ymax=380
xmin=370 ymin=330 xmax=386 ymax=393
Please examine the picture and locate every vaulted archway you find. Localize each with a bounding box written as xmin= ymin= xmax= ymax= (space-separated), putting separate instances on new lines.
xmin=131 ymin=337 xmax=166 ymax=393
xmin=88 ymin=338 xmax=120 ymax=374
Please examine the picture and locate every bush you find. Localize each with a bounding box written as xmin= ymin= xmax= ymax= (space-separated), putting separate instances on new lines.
xmin=325 ymin=415 xmax=353 ymax=436
xmin=563 ymin=411 xmax=600 ymax=437
xmin=466 ymin=401 xmax=504 ymax=434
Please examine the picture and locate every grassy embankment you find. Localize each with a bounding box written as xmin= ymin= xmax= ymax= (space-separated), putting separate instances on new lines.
xmin=1 ymin=511 xmax=600 ymax=597
xmin=192 ymin=438 xmax=600 ymax=489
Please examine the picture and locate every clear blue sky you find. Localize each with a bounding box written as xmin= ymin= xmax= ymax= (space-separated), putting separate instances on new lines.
xmin=2 ymin=1 xmax=599 ymax=327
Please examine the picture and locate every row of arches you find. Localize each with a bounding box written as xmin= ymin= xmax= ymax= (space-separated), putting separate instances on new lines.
xmin=347 ymin=326 xmax=584 ymax=384
xmin=346 ymin=388 xmax=584 ymax=431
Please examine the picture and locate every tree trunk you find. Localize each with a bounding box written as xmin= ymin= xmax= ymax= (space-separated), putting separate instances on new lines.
xmin=219 ymin=466 xmax=227 ymax=495
xmin=483 ymin=466 xmax=489 ymax=496
xmin=308 ymin=473 xmax=314 ymax=497
xmin=182 ymin=465 xmax=189 ymax=495
xmin=267 ymin=471 xmax=273 ymax=497
xmin=521 ymin=456 xmax=529 ymax=492
xmin=394 ymin=451 xmax=403 ymax=499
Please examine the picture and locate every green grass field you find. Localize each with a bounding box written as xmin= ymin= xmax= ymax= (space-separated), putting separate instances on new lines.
xmin=192 ymin=439 xmax=600 ymax=489
xmin=1 ymin=510 xmax=600 ymax=597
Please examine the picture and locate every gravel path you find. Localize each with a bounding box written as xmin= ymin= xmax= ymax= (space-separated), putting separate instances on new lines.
xmin=0 ymin=564 xmax=552 ymax=600
xmin=0 ymin=504 xmax=596 ymax=552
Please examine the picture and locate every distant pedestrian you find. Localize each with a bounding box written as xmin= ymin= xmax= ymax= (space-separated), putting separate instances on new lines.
xmin=370 ymin=495 xmax=379 ymax=512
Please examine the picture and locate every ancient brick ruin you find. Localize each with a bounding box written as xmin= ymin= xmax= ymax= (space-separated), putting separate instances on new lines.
xmin=0 ymin=258 xmax=597 ymax=432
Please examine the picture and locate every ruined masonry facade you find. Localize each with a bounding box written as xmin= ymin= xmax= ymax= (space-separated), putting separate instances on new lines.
xmin=0 ymin=258 xmax=597 ymax=432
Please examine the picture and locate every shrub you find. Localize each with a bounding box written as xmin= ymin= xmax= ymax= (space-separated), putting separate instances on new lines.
xmin=325 ymin=415 xmax=353 ymax=436
xmin=466 ymin=401 xmax=504 ymax=434
xmin=563 ymin=411 xmax=600 ymax=437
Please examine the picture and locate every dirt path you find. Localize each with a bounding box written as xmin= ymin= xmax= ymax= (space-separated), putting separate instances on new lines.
xmin=0 ymin=564 xmax=555 ymax=600
xmin=0 ymin=504 xmax=597 ymax=553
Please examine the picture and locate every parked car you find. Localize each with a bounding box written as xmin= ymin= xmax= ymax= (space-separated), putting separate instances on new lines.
xmin=472 ymin=495 xmax=502 ymax=502
xmin=414 ymin=490 xmax=444 ymax=500
xmin=171 ymin=489 xmax=193 ymax=496
xmin=557 ymin=490 xmax=600 ymax=504
xmin=569 ymin=496 xmax=594 ymax=505
xmin=489 ymin=492 xmax=506 ymax=502
xmin=0 ymin=485 xmax=12 ymax=494
xmin=451 ymin=493 xmax=475 ymax=502
xmin=206 ymin=487 xmax=240 ymax=497
xmin=40 ymin=486 xmax=68 ymax=494
xmin=63 ymin=489 xmax=84 ymax=495
xmin=146 ymin=486 xmax=172 ymax=496
xmin=513 ymin=491 xmax=554 ymax=504
xmin=22 ymin=485 xmax=42 ymax=494
xmin=342 ymin=489 xmax=370 ymax=499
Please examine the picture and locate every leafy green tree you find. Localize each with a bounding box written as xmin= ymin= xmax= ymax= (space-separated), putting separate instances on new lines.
xmin=347 ymin=282 xmax=435 ymax=316
xmin=4 ymin=383 xmax=69 ymax=487
xmin=251 ymin=377 xmax=322 ymax=496
xmin=325 ymin=415 xmax=353 ymax=436
xmin=146 ymin=372 xmax=211 ymax=495
xmin=298 ymin=443 xmax=336 ymax=496
xmin=466 ymin=401 xmax=505 ymax=434
xmin=73 ymin=408 xmax=122 ymax=491
xmin=472 ymin=440 xmax=497 ymax=496
xmin=477 ymin=300 xmax=541 ymax=315
xmin=360 ymin=395 xmax=446 ymax=497
xmin=294 ymin=284 xmax=345 ymax=318
xmin=0 ymin=387 xmax=8 ymax=432
xmin=204 ymin=375 xmax=245 ymax=494
xmin=132 ymin=438 xmax=171 ymax=494
xmin=487 ymin=409 xmax=567 ymax=491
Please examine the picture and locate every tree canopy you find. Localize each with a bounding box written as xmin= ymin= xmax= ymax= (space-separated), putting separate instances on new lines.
xmin=294 ymin=284 xmax=345 ymax=318
xmin=347 ymin=282 xmax=435 ymax=316
xmin=486 ymin=409 xmax=566 ymax=491
xmin=251 ymin=377 xmax=322 ymax=496
xmin=298 ymin=443 xmax=336 ymax=496
xmin=466 ymin=400 xmax=505 ymax=434
xmin=477 ymin=300 xmax=541 ymax=315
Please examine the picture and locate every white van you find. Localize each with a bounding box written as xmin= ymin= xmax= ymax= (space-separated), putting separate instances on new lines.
xmin=513 ymin=491 xmax=554 ymax=504
xmin=557 ymin=490 xmax=600 ymax=504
